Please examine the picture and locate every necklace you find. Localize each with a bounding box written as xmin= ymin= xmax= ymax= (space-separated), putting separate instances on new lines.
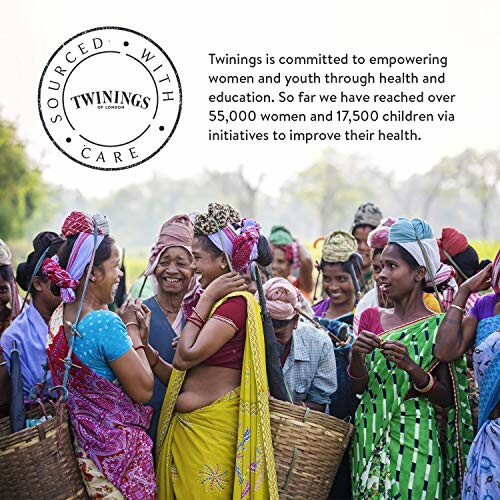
xmin=154 ymin=295 xmax=180 ymax=315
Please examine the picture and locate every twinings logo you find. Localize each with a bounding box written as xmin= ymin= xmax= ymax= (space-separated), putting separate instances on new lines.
xmin=38 ymin=27 xmax=182 ymax=170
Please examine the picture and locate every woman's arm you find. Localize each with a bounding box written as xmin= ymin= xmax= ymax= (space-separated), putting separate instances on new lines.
xmin=349 ymin=330 xmax=382 ymax=394
xmin=297 ymin=243 xmax=314 ymax=294
xmin=434 ymin=265 xmax=491 ymax=362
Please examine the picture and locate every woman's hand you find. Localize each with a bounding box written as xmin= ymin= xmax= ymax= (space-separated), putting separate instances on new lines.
xmin=118 ymin=298 xmax=144 ymax=324
xmin=135 ymin=304 xmax=151 ymax=346
xmin=461 ymin=263 xmax=492 ymax=294
xmin=351 ymin=330 xmax=382 ymax=357
xmin=380 ymin=341 xmax=416 ymax=372
xmin=203 ymin=272 xmax=247 ymax=302
xmin=171 ymin=336 xmax=179 ymax=350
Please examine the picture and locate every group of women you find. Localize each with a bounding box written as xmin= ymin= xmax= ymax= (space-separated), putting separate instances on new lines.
xmin=0 ymin=201 xmax=498 ymax=500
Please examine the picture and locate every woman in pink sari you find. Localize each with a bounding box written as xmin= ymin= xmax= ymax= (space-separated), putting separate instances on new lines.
xmin=45 ymin=211 xmax=160 ymax=499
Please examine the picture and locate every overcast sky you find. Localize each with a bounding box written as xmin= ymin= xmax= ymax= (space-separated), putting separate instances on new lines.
xmin=1 ymin=0 xmax=499 ymax=197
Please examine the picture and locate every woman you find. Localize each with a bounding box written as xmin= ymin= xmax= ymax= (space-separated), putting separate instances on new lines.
xmin=45 ymin=211 xmax=157 ymax=498
xmin=434 ymin=250 xmax=499 ymax=499
xmin=312 ymin=230 xmax=362 ymax=324
xmin=142 ymin=214 xmax=201 ymax=444
xmin=350 ymin=217 xmax=473 ymax=499
xmin=269 ymin=225 xmax=314 ymax=301
xmin=155 ymin=202 xmax=278 ymax=499
xmin=0 ymin=239 xmax=21 ymax=335
xmin=0 ymin=231 xmax=64 ymax=399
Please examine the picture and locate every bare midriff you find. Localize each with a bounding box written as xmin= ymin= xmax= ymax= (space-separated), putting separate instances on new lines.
xmin=175 ymin=364 xmax=241 ymax=413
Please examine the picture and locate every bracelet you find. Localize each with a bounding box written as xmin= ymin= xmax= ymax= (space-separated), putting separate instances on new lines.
xmin=449 ymin=304 xmax=465 ymax=313
xmin=133 ymin=345 xmax=146 ymax=352
xmin=186 ymin=316 xmax=204 ymax=329
xmin=347 ymin=364 xmax=369 ymax=380
xmin=125 ymin=322 xmax=140 ymax=329
xmin=414 ymin=373 xmax=435 ymax=393
xmin=150 ymin=349 xmax=160 ymax=369
xmin=192 ymin=307 xmax=206 ymax=324
xmin=0 ymin=361 xmax=6 ymax=367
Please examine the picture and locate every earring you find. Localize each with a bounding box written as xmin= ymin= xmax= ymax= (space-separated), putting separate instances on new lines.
xmin=220 ymin=264 xmax=226 ymax=270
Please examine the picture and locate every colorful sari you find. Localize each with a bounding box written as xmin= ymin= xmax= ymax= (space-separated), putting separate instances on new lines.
xmin=46 ymin=305 xmax=156 ymax=499
xmin=156 ymin=291 xmax=278 ymax=499
xmin=462 ymin=315 xmax=500 ymax=499
xmin=352 ymin=314 xmax=474 ymax=499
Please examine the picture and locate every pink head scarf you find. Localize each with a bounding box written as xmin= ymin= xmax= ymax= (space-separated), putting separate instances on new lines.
xmin=367 ymin=217 xmax=397 ymax=250
xmin=259 ymin=277 xmax=301 ymax=320
xmin=145 ymin=215 xmax=194 ymax=276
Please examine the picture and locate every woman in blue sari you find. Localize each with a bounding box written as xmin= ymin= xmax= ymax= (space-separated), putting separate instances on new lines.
xmin=435 ymin=249 xmax=500 ymax=499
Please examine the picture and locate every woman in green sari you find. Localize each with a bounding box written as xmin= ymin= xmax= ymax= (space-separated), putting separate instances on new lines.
xmin=349 ymin=218 xmax=473 ymax=499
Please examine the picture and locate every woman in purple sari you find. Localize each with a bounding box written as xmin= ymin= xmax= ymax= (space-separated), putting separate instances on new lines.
xmin=45 ymin=211 xmax=160 ymax=498
xmin=435 ymin=249 xmax=500 ymax=499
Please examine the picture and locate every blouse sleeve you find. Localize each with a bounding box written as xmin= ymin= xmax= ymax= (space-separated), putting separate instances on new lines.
xmin=95 ymin=311 xmax=132 ymax=362
xmin=211 ymin=296 xmax=247 ymax=332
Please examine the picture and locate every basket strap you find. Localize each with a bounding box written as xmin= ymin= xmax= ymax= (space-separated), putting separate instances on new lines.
xmin=36 ymin=424 xmax=47 ymax=441
xmin=302 ymin=407 xmax=311 ymax=423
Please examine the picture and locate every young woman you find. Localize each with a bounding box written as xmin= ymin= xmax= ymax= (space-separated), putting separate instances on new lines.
xmin=434 ymin=250 xmax=499 ymax=499
xmin=1 ymin=231 xmax=64 ymax=399
xmin=350 ymin=217 xmax=473 ymax=499
xmin=155 ymin=203 xmax=278 ymax=499
xmin=45 ymin=211 xmax=157 ymax=499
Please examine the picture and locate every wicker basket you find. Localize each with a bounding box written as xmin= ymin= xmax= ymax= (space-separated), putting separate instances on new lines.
xmin=269 ymin=398 xmax=354 ymax=499
xmin=0 ymin=403 xmax=87 ymax=499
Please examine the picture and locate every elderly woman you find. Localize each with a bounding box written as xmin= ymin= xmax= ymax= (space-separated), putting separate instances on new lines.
xmin=349 ymin=218 xmax=473 ymax=499
xmin=44 ymin=211 xmax=157 ymax=499
xmin=434 ymin=250 xmax=499 ymax=499
xmin=0 ymin=232 xmax=64 ymax=400
xmin=261 ymin=277 xmax=337 ymax=412
xmin=269 ymin=225 xmax=314 ymax=301
xmin=155 ymin=203 xmax=278 ymax=499
xmin=141 ymin=215 xmax=201 ymax=444
xmin=0 ymin=239 xmax=21 ymax=335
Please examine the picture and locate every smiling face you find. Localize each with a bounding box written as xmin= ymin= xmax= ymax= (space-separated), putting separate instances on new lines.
xmin=92 ymin=244 xmax=123 ymax=304
xmin=321 ymin=263 xmax=356 ymax=308
xmin=271 ymin=247 xmax=292 ymax=279
xmin=192 ymin=236 xmax=227 ymax=289
xmin=154 ymin=247 xmax=194 ymax=296
xmin=353 ymin=225 xmax=373 ymax=270
xmin=378 ymin=244 xmax=425 ymax=301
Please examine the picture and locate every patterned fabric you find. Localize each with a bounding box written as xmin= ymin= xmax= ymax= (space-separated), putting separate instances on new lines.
xmin=193 ymin=203 xmax=240 ymax=236
xmin=261 ymin=277 xmax=301 ymax=320
xmin=352 ymin=314 xmax=474 ymax=499
xmin=322 ymin=230 xmax=358 ymax=263
xmin=61 ymin=210 xmax=109 ymax=237
xmin=42 ymin=256 xmax=79 ymax=292
xmin=282 ymin=322 xmax=337 ymax=405
xmin=47 ymin=305 xmax=155 ymax=499
xmin=367 ymin=217 xmax=397 ymax=249
xmin=156 ymin=291 xmax=278 ymax=499
xmin=351 ymin=202 xmax=383 ymax=231
xmin=463 ymin=315 xmax=500 ymax=499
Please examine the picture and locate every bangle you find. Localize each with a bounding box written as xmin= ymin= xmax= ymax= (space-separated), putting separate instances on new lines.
xmin=192 ymin=307 xmax=206 ymax=324
xmin=150 ymin=349 xmax=160 ymax=369
xmin=125 ymin=321 xmax=140 ymax=329
xmin=186 ymin=316 xmax=203 ymax=329
xmin=414 ymin=373 xmax=435 ymax=393
xmin=449 ymin=304 xmax=465 ymax=313
xmin=347 ymin=364 xmax=369 ymax=380
xmin=133 ymin=345 xmax=146 ymax=352
xmin=0 ymin=361 xmax=6 ymax=367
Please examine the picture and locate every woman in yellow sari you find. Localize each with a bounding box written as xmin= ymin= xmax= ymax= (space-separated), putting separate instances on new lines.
xmin=154 ymin=203 xmax=278 ymax=499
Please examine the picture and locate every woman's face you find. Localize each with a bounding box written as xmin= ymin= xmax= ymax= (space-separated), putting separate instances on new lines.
xmin=322 ymin=263 xmax=355 ymax=307
xmin=378 ymin=244 xmax=424 ymax=300
xmin=0 ymin=275 xmax=12 ymax=309
xmin=243 ymin=265 xmax=269 ymax=295
xmin=192 ymin=236 xmax=226 ymax=289
xmin=271 ymin=247 xmax=292 ymax=279
xmin=33 ymin=276 xmax=61 ymax=313
xmin=92 ymin=244 xmax=123 ymax=304
xmin=154 ymin=247 xmax=194 ymax=296
xmin=372 ymin=251 xmax=383 ymax=283
xmin=353 ymin=226 xmax=373 ymax=269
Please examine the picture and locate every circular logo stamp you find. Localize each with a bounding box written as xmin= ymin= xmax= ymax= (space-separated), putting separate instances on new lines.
xmin=38 ymin=27 xmax=182 ymax=171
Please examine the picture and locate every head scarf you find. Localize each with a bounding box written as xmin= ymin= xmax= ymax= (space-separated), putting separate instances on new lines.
xmin=260 ymin=277 xmax=300 ymax=320
xmin=269 ymin=226 xmax=300 ymax=268
xmin=351 ymin=202 xmax=383 ymax=232
xmin=492 ymin=249 xmax=500 ymax=294
xmin=42 ymin=211 xmax=108 ymax=303
xmin=389 ymin=218 xmax=458 ymax=310
xmin=367 ymin=217 xmax=397 ymax=250
xmin=322 ymin=230 xmax=358 ymax=263
xmin=145 ymin=215 xmax=194 ymax=276
xmin=194 ymin=203 xmax=262 ymax=273
xmin=437 ymin=227 xmax=480 ymax=280
xmin=0 ymin=239 xmax=21 ymax=319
